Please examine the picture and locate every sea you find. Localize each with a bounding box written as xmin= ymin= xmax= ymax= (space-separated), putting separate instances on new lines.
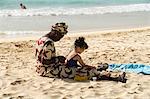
xmin=0 ymin=0 xmax=150 ymax=16
xmin=0 ymin=0 xmax=150 ymax=38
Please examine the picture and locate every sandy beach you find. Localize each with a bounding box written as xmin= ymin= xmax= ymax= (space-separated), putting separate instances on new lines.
xmin=0 ymin=28 xmax=150 ymax=99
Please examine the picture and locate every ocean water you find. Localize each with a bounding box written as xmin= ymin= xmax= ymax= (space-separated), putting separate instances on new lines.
xmin=0 ymin=0 xmax=150 ymax=16
xmin=0 ymin=0 xmax=150 ymax=38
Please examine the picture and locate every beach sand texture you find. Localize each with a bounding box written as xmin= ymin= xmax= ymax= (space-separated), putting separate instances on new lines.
xmin=0 ymin=29 xmax=150 ymax=99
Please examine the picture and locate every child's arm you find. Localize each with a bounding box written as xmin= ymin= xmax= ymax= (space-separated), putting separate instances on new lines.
xmin=74 ymin=55 xmax=86 ymax=66
xmin=65 ymin=50 xmax=77 ymax=64
xmin=74 ymin=55 xmax=96 ymax=69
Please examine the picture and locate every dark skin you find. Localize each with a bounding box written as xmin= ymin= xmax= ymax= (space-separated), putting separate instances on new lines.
xmin=44 ymin=30 xmax=65 ymax=42
xmin=43 ymin=30 xmax=127 ymax=83
xmin=43 ymin=30 xmax=66 ymax=63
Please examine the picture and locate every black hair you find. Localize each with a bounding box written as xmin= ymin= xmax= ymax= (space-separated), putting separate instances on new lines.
xmin=74 ymin=37 xmax=88 ymax=49
xmin=20 ymin=3 xmax=23 ymax=6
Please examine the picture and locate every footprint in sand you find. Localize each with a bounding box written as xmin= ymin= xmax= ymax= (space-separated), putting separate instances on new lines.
xmin=8 ymin=96 xmax=24 ymax=99
xmin=2 ymin=93 xmax=12 ymax=97
xmin=127 ymin=83 xmax=144 ymax=94
xmin=3 ymin=94 xmax=24 ymax=99
xmin=0 ymin=78 xmax=2 ymax=88
xmin=10 ymin=80 xmax=26 ymax=85
xmin=0 ymin=77 xmax=6 ymax=90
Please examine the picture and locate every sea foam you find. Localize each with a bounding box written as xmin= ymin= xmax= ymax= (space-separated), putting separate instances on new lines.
xmin=0 ymin=4 xmax=150 ymax=17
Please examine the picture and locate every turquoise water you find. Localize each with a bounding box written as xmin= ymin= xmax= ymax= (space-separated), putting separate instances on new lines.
xmin=0 ymin=0 xmax=150 ymax=16
xmin=0 ymin=0 xmax=150 ymax=9
xmin=0 ymin=0 xmax=150 ymax=37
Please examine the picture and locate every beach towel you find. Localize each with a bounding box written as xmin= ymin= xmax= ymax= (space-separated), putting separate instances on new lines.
xmin=108 ymin=64 xmax=150 ymax=75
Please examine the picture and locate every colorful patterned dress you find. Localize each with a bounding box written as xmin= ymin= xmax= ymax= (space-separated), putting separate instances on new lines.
xmin=35 ymin=36 xmax=100 ymax=79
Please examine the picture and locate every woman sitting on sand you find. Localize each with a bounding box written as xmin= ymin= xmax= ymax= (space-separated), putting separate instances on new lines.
xmin=35 ymin=22 xmax=67 ymax=77
xmin=35 ymin=22 xmax=126 ymax=83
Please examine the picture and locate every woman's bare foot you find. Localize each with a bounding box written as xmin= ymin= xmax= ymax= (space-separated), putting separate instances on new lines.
xmin=118 ymin=72 xmax=127 ymax=83
xmin=97 ymin=63 xmax=108 ymax=71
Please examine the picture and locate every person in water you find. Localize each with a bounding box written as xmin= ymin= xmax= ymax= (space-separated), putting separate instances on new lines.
xmin=20 ymin=3 xmax=26 ymax=9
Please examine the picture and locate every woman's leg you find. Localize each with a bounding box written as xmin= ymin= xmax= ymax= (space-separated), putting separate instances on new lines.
xmin=78 ymin=66 xmax=127 ymax=83
xmin=98 ymin=71 xmax=127 ymax=83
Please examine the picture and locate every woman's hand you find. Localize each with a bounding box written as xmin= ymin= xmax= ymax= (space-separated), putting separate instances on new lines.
xmin=85 ymin=65 xmax=96 ymax=69
xmin=64 ymin=59 xmax=68 ymax=65
xmin=57 ymin=56 xmax=66 ymax=63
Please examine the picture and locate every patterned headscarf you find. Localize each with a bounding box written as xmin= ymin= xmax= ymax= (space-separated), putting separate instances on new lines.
xmin=51 ymin=22 xmax=68 ymax=35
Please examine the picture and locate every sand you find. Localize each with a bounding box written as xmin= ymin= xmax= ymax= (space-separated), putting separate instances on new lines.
xmin=0 ymin=28 xmax=150 ymax=99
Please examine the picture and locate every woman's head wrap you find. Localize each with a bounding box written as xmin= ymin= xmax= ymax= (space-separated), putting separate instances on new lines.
xmin=51 ymin=22 xmax=68 ymax=35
